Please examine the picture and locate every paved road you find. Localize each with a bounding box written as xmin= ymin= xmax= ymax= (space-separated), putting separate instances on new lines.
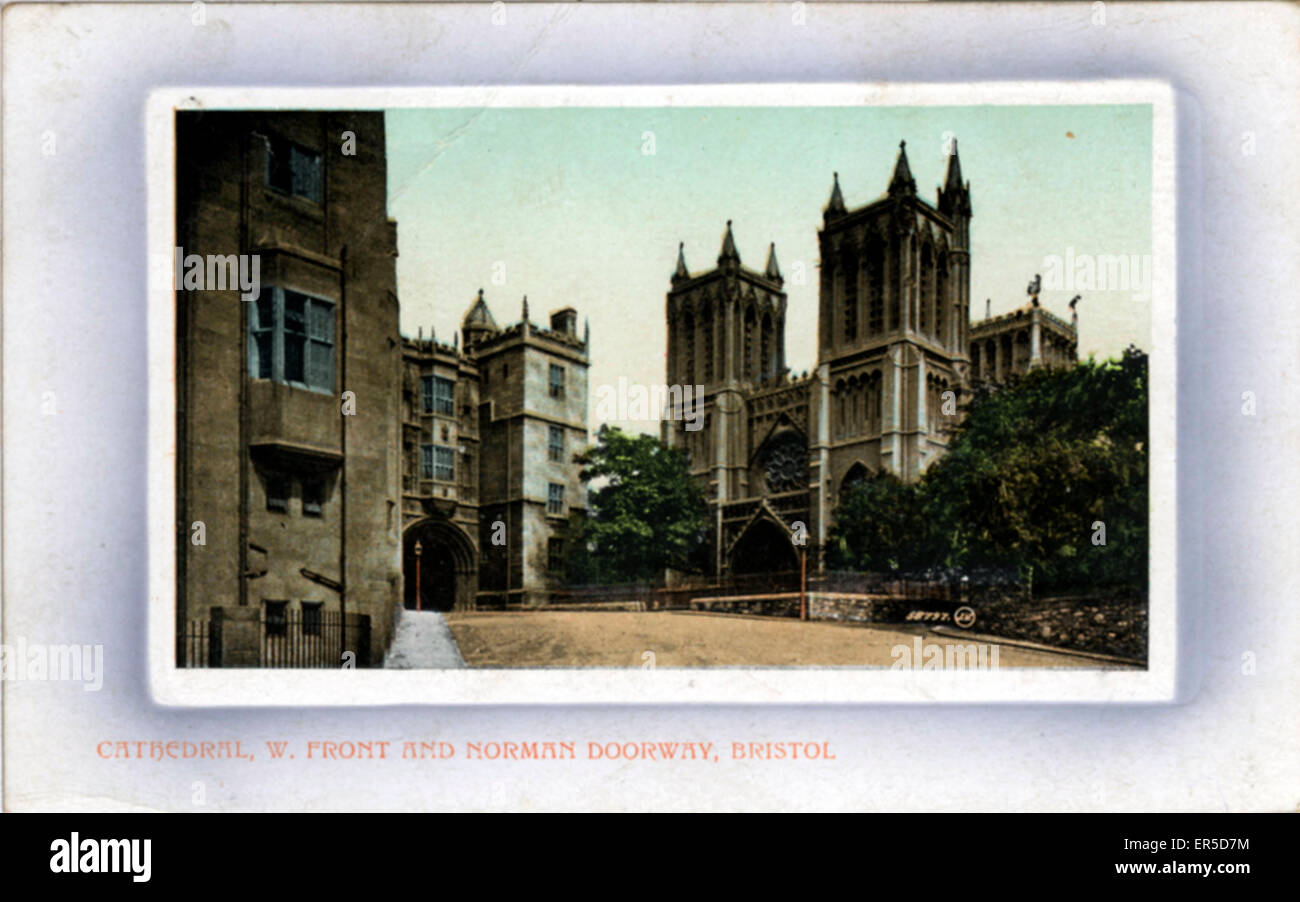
xmin=443 ymin=610 xmax=1127 ymax=669
xmin=383 ymin=610 xmax=467 ymax=669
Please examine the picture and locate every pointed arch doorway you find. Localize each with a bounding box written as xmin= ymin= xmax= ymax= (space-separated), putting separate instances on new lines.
xmin=730 ymin=517 xmax=799 ymax=576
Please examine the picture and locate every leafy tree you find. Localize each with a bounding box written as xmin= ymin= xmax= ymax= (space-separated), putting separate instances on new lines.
xmin=924 ymin=345 xmax=1148 ymax=589
xmin=827 ymin=472 xmax=935 ymax=572
xmin=569 ymin=425 xmax=708 ymax=584
xmin=829 ymin=347 xmax=1148 ymax=591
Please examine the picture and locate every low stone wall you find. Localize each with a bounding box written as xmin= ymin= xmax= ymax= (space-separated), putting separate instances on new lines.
xmin=968 ymin=591 xmax=1147 ymax=661
xmin=810 ymin=594 xmax=970 ymax=626
xmin=683 ymin=594 xmax=802 ymax=618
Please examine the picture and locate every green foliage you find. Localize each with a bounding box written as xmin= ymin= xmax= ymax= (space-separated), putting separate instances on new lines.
xmin=829 ymin=346 xmax=1149 ymax=591
xmin=568 ymin=425 xmax=708 ymax=584
xmin=826 ymin=472 xmax=935 ymax=572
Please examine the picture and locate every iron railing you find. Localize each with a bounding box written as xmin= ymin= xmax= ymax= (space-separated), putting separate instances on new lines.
xmin=179 ymin=610 xmax=223 ymax=668
xmin=260 ymin=608 xmax=371 ymax=668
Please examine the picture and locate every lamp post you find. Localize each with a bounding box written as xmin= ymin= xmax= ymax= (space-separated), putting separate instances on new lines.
xmin=799 ymin=547 xmax=807 ymax=622
xmin=414 ymin=540 xmax=423 ymax=612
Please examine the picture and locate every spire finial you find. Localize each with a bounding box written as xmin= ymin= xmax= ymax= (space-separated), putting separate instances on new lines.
xmin=521 ymin=294 xmax=529 ymax=322
xmin=825 ymin=171 xmax=846 ymax=217
xmin=718 ymin=220 xmax=739 ymax=264
xmin=764 ymin=242 xmax=782 ymax=283
xmin=673 ymin=241 xmax=689 ymax=281
xmin=939 ymin=136 xmax=969 ymax=216
xmin=889 ymin=140 xmax=916 ymax=196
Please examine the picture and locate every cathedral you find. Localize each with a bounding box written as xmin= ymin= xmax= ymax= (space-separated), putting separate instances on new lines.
xmin=662 ymin=141 xmax=1078 ymax=579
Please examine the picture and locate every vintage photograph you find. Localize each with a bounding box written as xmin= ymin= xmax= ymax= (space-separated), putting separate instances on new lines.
xmin=168 ymin=90 xmax=1162 ymax=681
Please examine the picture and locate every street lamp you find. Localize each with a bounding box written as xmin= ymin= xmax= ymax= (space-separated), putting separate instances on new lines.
xmin=414 ymin=540 xmax=423 ymax=612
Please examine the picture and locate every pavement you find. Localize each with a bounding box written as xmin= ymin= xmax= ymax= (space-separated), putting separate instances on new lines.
xmin=383 ymin=609 xmax=468 ymax=669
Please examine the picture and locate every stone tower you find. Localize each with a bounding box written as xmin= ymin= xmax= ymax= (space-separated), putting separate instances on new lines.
xmin=664 ymin=222 xmax=788 ymax=500
xmin=817 ymin=140 xmax=972 ymax=488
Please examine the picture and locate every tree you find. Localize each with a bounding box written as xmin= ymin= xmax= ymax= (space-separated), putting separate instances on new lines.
xmin=827 ymin=347 xmax=1148 ymax=591
xmin=827 ymin=471 xmax=935 ymax=572
xmin=924 ymin=346 xmax=1148 ymax=589
xmin=569 ymin=425 xmax=708 ymax=584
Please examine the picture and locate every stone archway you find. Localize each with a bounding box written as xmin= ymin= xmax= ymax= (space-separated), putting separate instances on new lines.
xmin=730 ymin=517 xmax=799 ymax=576
xmin=403 ymin=518 xmax=477 ymax=612
xmin=841 ymin=462 xmax=869 ymax=494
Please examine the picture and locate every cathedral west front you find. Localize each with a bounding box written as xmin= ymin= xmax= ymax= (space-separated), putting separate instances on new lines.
xmin=662 ymin=140 xmax=1078 ymax=579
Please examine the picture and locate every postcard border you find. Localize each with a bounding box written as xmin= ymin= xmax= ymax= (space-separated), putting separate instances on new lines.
xmin=147 ymin=81 xmax=1177 ymax=706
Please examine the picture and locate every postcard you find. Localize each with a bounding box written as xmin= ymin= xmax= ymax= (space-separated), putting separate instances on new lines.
xmin=147 ymin=81 xmax=1176 ymax=705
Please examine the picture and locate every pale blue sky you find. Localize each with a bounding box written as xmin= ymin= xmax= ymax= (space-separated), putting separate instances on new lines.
xmin=386 ymin=104 xmax=1152 ymax=434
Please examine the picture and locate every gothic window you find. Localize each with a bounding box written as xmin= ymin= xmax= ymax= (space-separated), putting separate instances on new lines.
xmin=834 ymin=380 xmax=847 ymax=440
xmin=920 ymin=244 xmax=933 ymax=337
xmin=853 ymin=377 xmax=864 ymax=435
xmin=682 ymin=312 xmax=695 ymax=384
xmin=702 ymin=308 xmax=714 ymax=382
xmin=936 ymin=254 xmax=949 ymax=346
xmin=761 ymin=313 xmax=773 ymax=383
xmin=743 ymin=307 xmax=756 ymax=380
xmin=890 ymin=236 xmax=902 ymax=333
xmin=761 ymin=432 xmax=807 ymax=493
xmin=867 ymin=242 xmax=884 ymax=336
xmin=870 ymin=372 xmax=882 ymax=434
xmin=842 ymin=251 xmax=858 ymax=343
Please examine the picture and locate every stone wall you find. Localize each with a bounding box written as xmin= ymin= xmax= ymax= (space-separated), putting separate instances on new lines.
xmin=966 ymin=590 xmax=1147 ymax=661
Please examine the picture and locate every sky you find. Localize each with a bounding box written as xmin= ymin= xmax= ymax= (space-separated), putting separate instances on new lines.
xmin=386 ymin=104 xmax=1152 ymax=435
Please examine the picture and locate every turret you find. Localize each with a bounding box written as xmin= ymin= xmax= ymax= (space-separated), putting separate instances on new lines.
xmin=764 ymin=242 xmax=783 ymax=286
xmin=461 ymin=288 xmax=498 ymax=348
xmin=824 ymin=171 xmax=847 ymax=221
xmin=888 ymin=141 xmax=916 ymax=197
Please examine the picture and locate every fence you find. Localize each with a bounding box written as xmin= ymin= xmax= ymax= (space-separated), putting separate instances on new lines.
xmin=179 ymin=611 xmax=222 ymax=668
xmin=546 ymin=568 xmax=1025 ymax=620
xmin=261 ymin=608 xmax=371 ymax=669
xmin=177 ymin=608 xmax=371 ymax=668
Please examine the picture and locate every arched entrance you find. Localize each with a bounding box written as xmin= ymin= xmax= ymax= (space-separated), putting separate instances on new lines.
xmin=730 ymin=517 xmax=799 ymax=575
xmin=403 ymin=518 xmax=477 ymax=612
xmin=841 ymin=462 xmax=869 ymax=494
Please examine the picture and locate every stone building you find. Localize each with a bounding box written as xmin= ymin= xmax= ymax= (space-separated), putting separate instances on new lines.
xmin=399 ymin=294 xmax=590 ymax=612
xmin=175 ymin=112 xmax=588 ymax=667
xmin=663 ymin=141 xmax=1077 ymax=579
xmin=176 ymin=110 xmax=403 ymax=666
xmin=969 ymin=294 xmax=1080 ymax=384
